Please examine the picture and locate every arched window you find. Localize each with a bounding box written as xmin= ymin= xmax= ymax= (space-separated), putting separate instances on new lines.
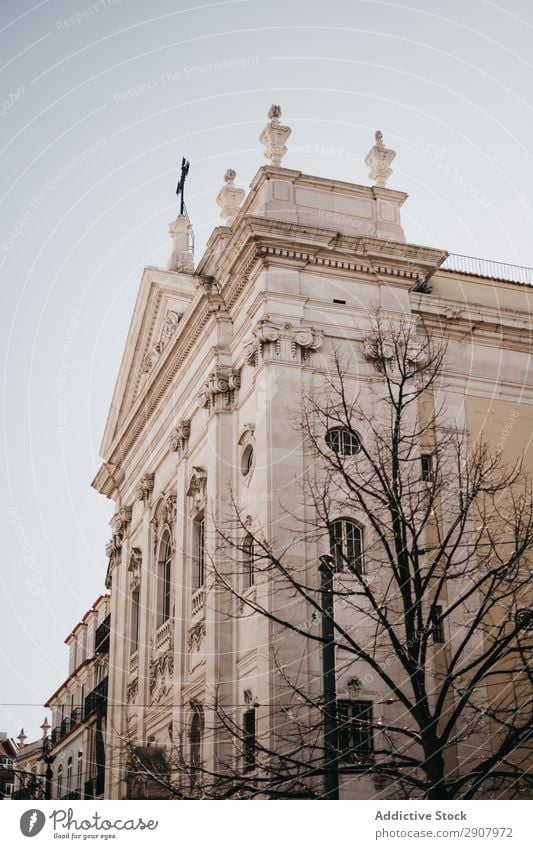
xmin=241 ymin=444 xmax=254 ymax=477
xmin=325 ymin=427 xmax=361 ymax=455
xmin=157 ymin=533 xmax=172 ymax=626
xmin=192 ymin=514 xmax=205 ymax=591
xmin=57 ymin=763 xmax=63 ymax=799
xmin=243 ymin=535 xmax=255 ymax=590
xmin=329 ymin=519 xmax=364 ymax=575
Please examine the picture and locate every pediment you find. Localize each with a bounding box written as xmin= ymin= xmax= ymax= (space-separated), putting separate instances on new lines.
xmin=100 ymin=267 xmax=197 ymax=458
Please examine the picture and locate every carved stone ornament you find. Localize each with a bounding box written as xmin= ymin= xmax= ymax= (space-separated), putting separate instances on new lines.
xmin=363 ymin=336 xmax=395 ymax=372
xmin=244 ymin=320 xmax=281 ymax=365
xmin=127 ymin=678 xmax=138 ymax=704
xmin=104 ymin=505 xmax=132 ymax=588
xmin=259 ymin=104 xmax=292 ymax=166
xmin=135 ymin=473 xmax=154 ymax=502
xmin=151 ymin=494 xmax=177 ymax=553
xmin=128 ymin=547 xmax=142 ymax=591
xmin=198 ymin=366 xmax=241 ymax=411
xmin=216 ymin=168 xmax=245 ymax=225
xmin=364 ymin=129 xmax=396 ymax=188
xmin=291 ymin=327 xmax=324 ymax=359
xmin=188 ymin=619 xmax=206 ymax=651
xmin=142 ymin=311 xmax=182 ymax=375
xmin=149 ymin=650 xmax=174 ymax=704
xmin=168 ymin=419 xmax=191 ymax=454
xmin=186 ymin=467 xmax=208 ymax=512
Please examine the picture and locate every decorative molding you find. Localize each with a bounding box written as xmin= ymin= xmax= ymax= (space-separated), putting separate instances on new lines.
xmin=149 ymin=649 xmax=174 ymax=704
xmin=141 ymin=310 xmax=182 ymax=375
xmin=244 ymin=319 xmax=281 ymax=365
xmin=128 ymin=547 xmax=142 ymax=591
xmin=187 ymin=467 xmax=208 ymax=513
xmin=291 ymin=327 xmax=324 ymax=359
xmin=127 ymin=678 xmax=138 ymax=704
xmin=196 ymin=275 xmax=228 ymax=316
xmin=168 ymin=419 xmax=191 ymax=454
xmin=363 ymin=332 xmax=427 ymax=371
xmin=198 ymin=366 xmax=241 ymax=411
xmin=238 ymin=423 xmax=255 ymax=446
xmin=188 ymin=619 xmax=206 ymax=651
xmin=104 ymin=506 xmax=132 ymax=589
xmin=135 ymin=473 xmax=154 ymax=502
xmin=151 ymin=494 xmax=177 ymax=553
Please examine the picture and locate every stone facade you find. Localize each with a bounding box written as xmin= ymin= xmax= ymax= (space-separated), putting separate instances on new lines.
xmin=91 ymin=118 xmax=533 ymax=799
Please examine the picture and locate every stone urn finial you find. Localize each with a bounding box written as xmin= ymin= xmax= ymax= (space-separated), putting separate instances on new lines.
xmin=259 ymin=104 xmax=291 ymax=166
xmin=364 ymin=129 xmax=396 ymax=188
xmin=216 ymin=169 xmax=245 ymax=225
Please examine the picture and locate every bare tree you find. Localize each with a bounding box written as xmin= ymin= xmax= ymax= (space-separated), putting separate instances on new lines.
xmin=126 ymin=311 xmax=533 ymax=800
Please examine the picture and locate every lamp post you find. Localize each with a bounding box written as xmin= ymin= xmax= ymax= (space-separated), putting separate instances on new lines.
xmin=319 ymin=554 xmax=339 ymax=800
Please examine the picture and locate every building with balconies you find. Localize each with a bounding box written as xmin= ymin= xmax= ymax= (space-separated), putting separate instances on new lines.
xmin=43 ymin=595 xmax=110 ymax=800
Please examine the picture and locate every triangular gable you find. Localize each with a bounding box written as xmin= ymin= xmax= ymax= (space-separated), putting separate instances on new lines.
xmin=100 ymin=267 xmax=197 ymax=458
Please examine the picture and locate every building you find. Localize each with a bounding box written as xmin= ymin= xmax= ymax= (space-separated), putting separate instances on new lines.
xmin=12 ymin=729 xmax=49 ymax=800
xmin=0 ymin=733 xmax=17 ymax=799
xmin=41 ymin=595 xmax=110 ymax=800
xmin=91 ymin=107 xmax=533 ymax=799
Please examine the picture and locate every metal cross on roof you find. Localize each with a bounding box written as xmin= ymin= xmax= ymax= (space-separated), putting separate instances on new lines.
xmin=175 ymin=156 xmax=190 ymax=216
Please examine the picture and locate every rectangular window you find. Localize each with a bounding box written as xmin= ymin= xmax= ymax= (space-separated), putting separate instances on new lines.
xmin=337 ymin=700 xmax=374 ymax=761
xmin=243 ymin=708 xmax=256 ymax=771
xmin=329 ymin=520 xmax=364 ymax=575
xmin=431 ymin=604 xmax=445 ymax=643
xmin=131 ymin=588 xmax=140 ymax=652
xmin=193 ymin=515 xmax=205 ymax=591
xmin=421 ymin=454 xmax=434 ymax=482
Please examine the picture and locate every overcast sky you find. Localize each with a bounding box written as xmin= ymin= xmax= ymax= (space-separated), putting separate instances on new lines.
xmin=1 ymin=0 xmax=532 ymax=742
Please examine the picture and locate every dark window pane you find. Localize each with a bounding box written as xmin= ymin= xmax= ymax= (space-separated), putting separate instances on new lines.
xmin=244 ymin=709 xmax=256 ymax=770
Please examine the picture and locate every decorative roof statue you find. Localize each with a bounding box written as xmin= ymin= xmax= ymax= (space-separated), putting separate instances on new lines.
xmin=259 ymin=104 xmax=292 ymax=166
xmin=216 ymin=169 xmax=245 ymax=225
xmin=364 ymin=129 xmax=396 ymax=188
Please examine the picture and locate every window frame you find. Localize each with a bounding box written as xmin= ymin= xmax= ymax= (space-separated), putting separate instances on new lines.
xmin=242 ymin=534 xmax=255 ymax=590
xmin=337 ymin=699 xmax=374 ymax=763
xmin=431 ymin=604 xmax=445 ymax=643
xmin=325 ymin=427 xmax=361 ymax=456
xmin=192 ymin=513 xmax=205 ymax=592
xmin=130 ymin=587 xmax=140 ymax=652
xmin=157 ymin=533 xmax=172 ymax=626
xmin=421 ymin=453 xmax=434 ymax=483
xmin=243 ymin=708 xmax=256 ymax=771
xmin=328 ymin=518 xmax=364 ymax=575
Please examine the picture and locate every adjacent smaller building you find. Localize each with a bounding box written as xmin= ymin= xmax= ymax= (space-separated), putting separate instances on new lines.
xmin=0 ymin=733 xmax=17 ymax=799
xmin=42 ymin=594 xmax=110 ymax=800
xmin=12 ymin=730 xmax=49 ymax=800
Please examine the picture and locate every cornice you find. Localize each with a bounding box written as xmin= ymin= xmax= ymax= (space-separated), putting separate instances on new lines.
xmin=412 ymin=293 xmax=533 ymax=351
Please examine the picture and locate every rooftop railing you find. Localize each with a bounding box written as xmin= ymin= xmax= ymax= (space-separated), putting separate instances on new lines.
xmin=442 ymin=254 xmax=533 ymax=286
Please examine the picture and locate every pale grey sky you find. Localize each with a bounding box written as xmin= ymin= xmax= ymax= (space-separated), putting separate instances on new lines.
xmin=1 ymin=0 xmax=532 ymax=742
